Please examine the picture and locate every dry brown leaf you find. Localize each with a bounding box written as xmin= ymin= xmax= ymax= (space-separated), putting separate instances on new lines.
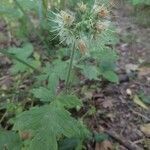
xmin=102 ymin=99 xmax=113 ymax=109
xmin=95 ymin=140 xmax=113 ymax=150
xmin=138 ymin=66 xmax=150 ymax=77
xmin=140 ymin=124 xmax=150 ymax=137
xmin=106 ymin=113 xmax=115 ymax=122
xmin=0 ymin=56 xmax=11 ymax=66
xmin=20 ymin=131 xmax=32 ymax=140
xmin=125 ymin=64 xmax=138 ymax=74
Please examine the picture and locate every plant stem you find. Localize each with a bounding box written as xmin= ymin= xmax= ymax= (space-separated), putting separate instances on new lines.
xmin=0 ymin=49 xmax=40 ymax=73
xmin=0 ymin=111 xmax=7 ymax=124
xmin=38 ymin=0 xmax=43 ymax=23
xmin=65 ymin=43 xmax=76 ymax=93
xmin=13 ymin=0 xmax=50 ymax=54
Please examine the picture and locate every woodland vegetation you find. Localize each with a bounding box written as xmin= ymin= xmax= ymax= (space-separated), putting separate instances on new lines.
xmin=0 ymin=0 xmax=150 ymax=150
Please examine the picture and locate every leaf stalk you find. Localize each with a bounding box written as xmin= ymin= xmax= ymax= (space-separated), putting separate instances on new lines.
xmin=65 ymin=43 xmax=76 ymax=93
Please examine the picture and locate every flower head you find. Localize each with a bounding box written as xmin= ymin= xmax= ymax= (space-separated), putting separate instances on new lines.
xmin=77 ymin=2 xmax=87 ymax=13
xmin=60 ymin=10 xmax=75 ymax=26
xmin=94 ymin=5 xmax=109 ymax=18
xmin=95 ymin=21 xmax=109 ymax=32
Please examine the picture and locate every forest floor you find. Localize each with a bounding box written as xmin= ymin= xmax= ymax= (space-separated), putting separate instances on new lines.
xmin=0 ymin=2 xmax=150 ymax=150
xmin=86 ymin=3 xmax=150 ymax=150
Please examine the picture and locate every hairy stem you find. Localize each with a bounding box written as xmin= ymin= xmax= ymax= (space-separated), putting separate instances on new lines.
xmin=65 ymin=43 xmax=76 ymax=93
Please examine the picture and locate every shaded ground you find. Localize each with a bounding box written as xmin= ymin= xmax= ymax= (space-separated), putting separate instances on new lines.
xmin=85 ymin=2 xmax=150 ymax=150
xmin=0 ymin=2 xmax=150 ymax=150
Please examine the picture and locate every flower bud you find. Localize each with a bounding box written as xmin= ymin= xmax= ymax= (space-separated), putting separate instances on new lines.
xmin=94 ymin=5 xmax=109 ymax=18
xmin=20 ymin=131 xmax=32 ymax=140
xmin=95 ymin=21 xmax=109 ymax=32
xmin=77 ymin=2 xmax=87 ymax=13
xmin=78 ymin=39 xmax=87 ymax=54
xmin=60 ymin=10 xmax=75 ymax=26
xmin=98 ymin=7 xmax=109 ymax=18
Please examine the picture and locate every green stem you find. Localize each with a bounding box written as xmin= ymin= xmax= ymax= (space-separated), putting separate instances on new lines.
xmin=60 ymin=0 xmax=67 ymax=9
xmin=0 ymin=49 xmax=40 ymax=73
xmin=65 ymin=43 xmax=76 ymax=93
xmin=38 ymin=0 xmax=43 ymax=23
xmin=13 ymin=0 xmax=50 ymax=54
xmin=0 ymin=111 xmax=7 ymax=124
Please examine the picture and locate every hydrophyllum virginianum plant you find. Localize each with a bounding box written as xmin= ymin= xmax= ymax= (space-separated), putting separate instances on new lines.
xmin=0 ymin=1 xmax=118 ymax=150
xmin=49 ymin=0 xmax=119 ymax=92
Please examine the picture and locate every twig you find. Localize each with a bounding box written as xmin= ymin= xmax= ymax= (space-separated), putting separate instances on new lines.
xmin=133 ymin=139 xmax=144 ymax=145
xmin=130 ymin=108 xmax=150 ymax=122
xmin=105 ymin=130 xmax=143 ymax=150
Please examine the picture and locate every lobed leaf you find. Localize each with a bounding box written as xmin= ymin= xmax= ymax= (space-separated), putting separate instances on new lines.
xmin=0 ymin=129 xmax=22 ymax=150
xmin=13 ymin=101 xmax=88 ymax=150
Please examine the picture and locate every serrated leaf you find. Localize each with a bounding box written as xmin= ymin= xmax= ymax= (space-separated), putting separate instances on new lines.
xmin=30 ymin=129 xmax=57 ymax=150
xmin=48 ymin=72 xmax=59 ymax=95
xmin=8 ymin=43 xmax=33 ymax=58
xmin=56 ymin=94 xmax=82 ymax=109
xmin=102 ymin=71 xmax=119 ymax=83
xmin=13 ymin=102 xmax=88 ymax=150
xmin=0 ymin=129 xmax=22 ymax=150
xmin=8 ymin=43 xmax=40 ymax=74
xmin=81 ymin=65 xmax=99 ymax=80
xmin=37 ymin=59 xmax=68 ymax=96
xmin=31 ymin=87 xmax=54 ymax=102
xmin=99 ymin=28 xmax=119 ymax=46
xmin=59 ymin=138 xmax=80 ymax=150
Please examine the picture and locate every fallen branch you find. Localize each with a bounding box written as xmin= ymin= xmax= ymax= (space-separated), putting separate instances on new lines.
xmin=105 ymin=130 xmax=143 ymax=150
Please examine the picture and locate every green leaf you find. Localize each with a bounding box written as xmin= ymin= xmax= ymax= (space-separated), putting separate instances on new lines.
xmin=37 ymin=59 xmax=68 ymax=96
xmin=131 ymin=0 xmax=150 ymax=5
xmin=30 ymin=129 xmax=57 ymax=150
xmin=138 ymin=92 xmax=150 ymax=105
xmin=99 ymin=48 xmax=118 ymax=65
xmin=56 ymin=94 xmax=82 ymax=109
xmin=8 ymin=43 xmax=40 ymax=74
xmin=94 ymin=133 xmax=109 ymax=142
xmin=80 ymin=65 xmax=99 ymax=80
xmin=0 ymin=129 xmax=22 ymax=150
xmin=31 ymin=87 xmax=54 ymax=102
xmin=13 ymin=102 xmax=88 ymax=150
xmin=99 ymin=28 xmax=119 ymax=46
xmin=8 ymin=43 xmax=33 ymax=58
xmin=102 ymin=71 xmax=119 ymax=83
xmin=48 ymin=72 xmax=59 ymax=95
xmin=59 ymin=138 xmax=80 ymax=150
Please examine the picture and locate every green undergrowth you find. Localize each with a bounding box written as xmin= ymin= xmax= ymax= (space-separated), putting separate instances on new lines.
xmin=0 ymin=0 xmax=119 ymax=149
xmin=129 ymin=0 xmax=150 ymax=27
